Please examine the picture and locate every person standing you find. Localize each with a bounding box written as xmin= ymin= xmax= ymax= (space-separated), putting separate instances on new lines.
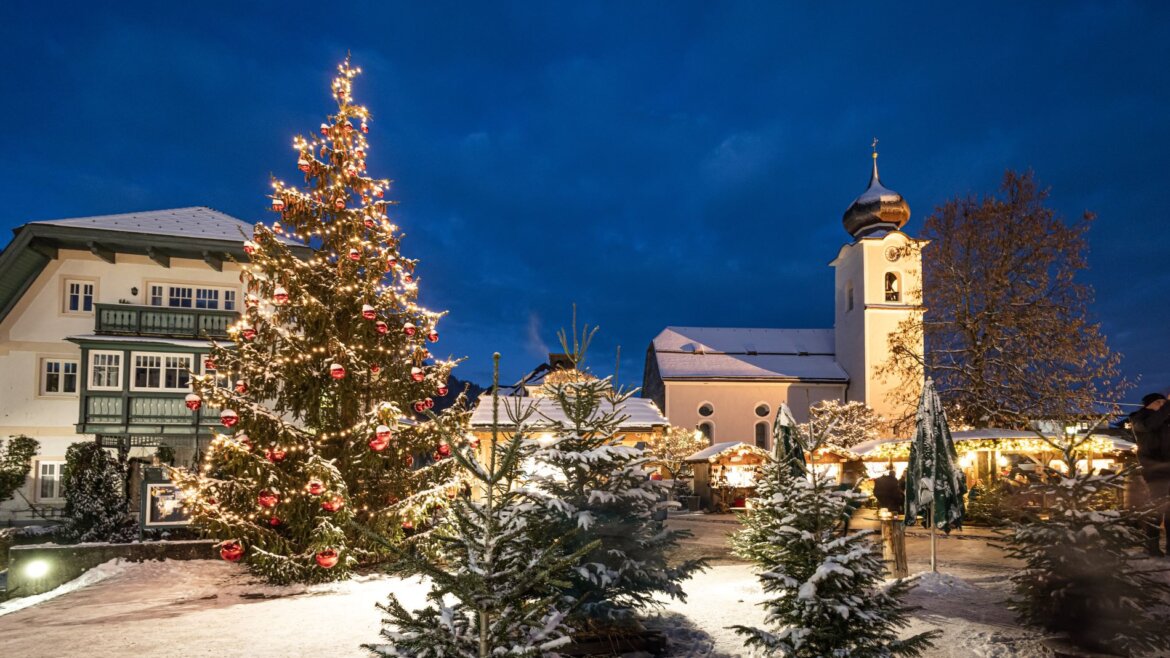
xmin=873 ymin=468 xmax=904 ymax=516
xmin=1130 ymin=392 xmax=1170 ymax=556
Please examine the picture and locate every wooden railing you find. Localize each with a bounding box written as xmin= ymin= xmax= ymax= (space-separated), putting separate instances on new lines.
xmin=81 ymin=393 xmax=219 ymax=432
xmin=94 ymin=303 xmax=236 ymax=339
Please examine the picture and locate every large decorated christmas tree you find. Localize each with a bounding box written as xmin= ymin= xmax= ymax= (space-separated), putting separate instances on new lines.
xmin=173 ymin=59 xmax=462 ymax=584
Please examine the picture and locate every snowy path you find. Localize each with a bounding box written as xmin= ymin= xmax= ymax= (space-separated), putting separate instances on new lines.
xmin=0 ymin=517 xmax=1052 ymax=657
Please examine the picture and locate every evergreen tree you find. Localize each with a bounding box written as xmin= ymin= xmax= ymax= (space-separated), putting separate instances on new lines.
xmin=0 ymin=435 xmax=38 ymax=504
xmin=528 ymin=319 xmax=706 ymax=628
xmin=172 ymin=59 xmax=460 ymax=584
xmin=369 ymin=355 xmax=594 ymax=658
xmin=731 ymin=432 xmax=937 ymax=657
xmin=1002 ymin=427 xmax=1170 ymax=656
xmin=61 ymin=442 xmax=137 ymax=543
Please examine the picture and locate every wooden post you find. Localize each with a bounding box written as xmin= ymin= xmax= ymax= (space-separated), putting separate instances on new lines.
xmin=880 ymin=511 xmax=908 ymax=578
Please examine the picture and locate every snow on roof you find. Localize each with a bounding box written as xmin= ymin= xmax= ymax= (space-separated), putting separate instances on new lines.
xmin=651 ymin=327 xmax=848 ymax=382
xmin=469 ymin=394 xmax=669 ymax=430
xmin=66 ymin=334 xmax=215 ymax=348
xmin=27 ymin=206 xmax=280 ymax=244
xmin=853 ymin=428 xmax=1136 ymax=456
xmin=684 ymin=441 xmax=770 ymax=462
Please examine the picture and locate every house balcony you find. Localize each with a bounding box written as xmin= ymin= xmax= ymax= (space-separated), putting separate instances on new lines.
xmin=94 ymin=303 xmax=236 ymax=339
xmin=77 ymin=391 xmax=219 ymax=438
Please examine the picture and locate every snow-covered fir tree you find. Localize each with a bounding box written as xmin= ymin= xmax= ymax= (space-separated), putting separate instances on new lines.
xmin=526 ymin=319 xmax=706 ymax=628
xmin=369 ymin=355 xmax=595 ymax=658
xmin=172 ymin=59 xmax=462 ymax=584
xmin=731 ymin=431 xmax=937 ymax=657
xmin=1002 ymin=426 xmax=1170 ymax=656
xmin=61 ymin=442 xmax=137 ymax=543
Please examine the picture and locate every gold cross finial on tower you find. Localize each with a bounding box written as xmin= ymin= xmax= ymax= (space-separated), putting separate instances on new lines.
xmin=872 ymin=137 xmax=879 ymax=159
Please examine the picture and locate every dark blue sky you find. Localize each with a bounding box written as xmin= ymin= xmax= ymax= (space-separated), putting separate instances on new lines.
xmin=2 ymin=2 xmax=1167 ymax=400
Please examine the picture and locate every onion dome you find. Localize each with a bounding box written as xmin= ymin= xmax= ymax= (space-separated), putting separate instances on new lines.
xmin=842 ymin=148 xmax=910 ymax=238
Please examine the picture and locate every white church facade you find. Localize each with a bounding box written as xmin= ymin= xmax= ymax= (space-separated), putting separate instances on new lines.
xmin=642 ymin=152 xmax=925 ymax=445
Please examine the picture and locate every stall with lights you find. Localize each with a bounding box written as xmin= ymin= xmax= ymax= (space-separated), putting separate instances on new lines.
xmin=684 ymin=442 xmax=772 ymax=511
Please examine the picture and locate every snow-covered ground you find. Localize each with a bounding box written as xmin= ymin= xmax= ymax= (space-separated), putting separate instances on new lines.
xmin=0 ymin=516 xmax=1054 ymax=657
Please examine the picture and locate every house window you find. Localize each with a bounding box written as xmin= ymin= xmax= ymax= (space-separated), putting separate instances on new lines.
xmin=40 ymin=358 xmax=79 ymax=395
xmin=698 ymin=421 xmax=715 ymax=444
xmin=149 ymin=284 xmax=237 ymax=310
xmin=149 ymin=285 xmax=164 ymax=306
xmin=698 ymin=402 xmax=714 ymax=417
xmin=89 ymin=351 xmax=123 ymax=390
xmin=168 ymin=286 xmax=193 ymax=308
xmin=223 ymin=290 xmax=237 ymax=311
xmin=885 ymin=272 xmax=901 ymax=302
xmin=755 ymin=421 xmax=769 ymax=449
xmin=195 ymin=288 xmax=220 ymax=309
xmin=37 ymin=461 xmax=65 ymax=502
xmin=132 ymin=353 xmax=192 ymax=391
xmin=64 ymin=279 xmax=95 ymax=314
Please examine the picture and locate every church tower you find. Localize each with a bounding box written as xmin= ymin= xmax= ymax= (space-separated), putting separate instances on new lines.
xmin=830 ymin=146 xmax=925 ymax=433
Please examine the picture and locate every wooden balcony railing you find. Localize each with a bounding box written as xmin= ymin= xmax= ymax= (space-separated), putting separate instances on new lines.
xmin=94 ymin=303 xmax=236 ymax=339
xmin=79 ymin=392 xmax=219 ymax=435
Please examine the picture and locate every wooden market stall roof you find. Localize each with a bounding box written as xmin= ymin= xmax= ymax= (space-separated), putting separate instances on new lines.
xmin=853 ymin=428 xmax=1136 ymax=460
xmin=684 ymin=441 xmax=772 ymax=463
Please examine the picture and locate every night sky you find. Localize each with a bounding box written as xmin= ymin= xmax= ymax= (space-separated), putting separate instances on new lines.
xmin=2 ymin=2 xmax=1167 ymax=401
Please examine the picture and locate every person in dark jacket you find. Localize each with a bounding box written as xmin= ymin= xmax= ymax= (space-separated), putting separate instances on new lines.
xmin=1130 ymin=392 xmax=1170 ymax=556
xmin=873 ymin=468 xmax=904 ymax=515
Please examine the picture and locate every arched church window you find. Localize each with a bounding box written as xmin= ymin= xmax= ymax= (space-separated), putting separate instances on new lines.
xmin=698 ymin=421 xmax=714 ymax=444
xmin=698 ymin=402 xmax=714 ymax=417
xmin=754 ymin=421 xmax=769 ymax=449
xmin=884 ymin=272 xmax=901 ymax=302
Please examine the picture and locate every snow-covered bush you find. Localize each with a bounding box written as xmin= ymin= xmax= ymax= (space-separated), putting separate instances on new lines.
xmin=61 ymin=442 xmax=137 ymax=543
xmin=731 ymin=449 xmax=937 ymax=656
xmin=0 ymin=435 xmax=38 ymax=503
xmin=1002 ymin=431 xmax=1170 ymax=656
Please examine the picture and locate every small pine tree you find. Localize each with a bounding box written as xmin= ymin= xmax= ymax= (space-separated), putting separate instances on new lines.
xmin=369 ymin=355 xmax=594 ymax=657
xmin=61 ymin=442 xmax=137 ymax=543
xmin=0 ymin=435 xmax=39 ymax=504
xmin=731 ymin=432 xmax=937 ymax=657
xmin=1002 ymin=427 xmax=1170 ymax=656
xmin=527 ymin=317 xmax=707 ymax=628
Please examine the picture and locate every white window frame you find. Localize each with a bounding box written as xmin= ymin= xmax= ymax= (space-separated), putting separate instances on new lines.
xmin=130 ymin=352 xmax=193 ymax=392
xmin=39 ymin=357 xmax=79 ymax=396
xmin=36 ymin=460 xmax=66 ymax=503
xmin=62 ymin=278 xmax=96 ymax=315
xmin=147 ymin=283 xmax=238 ymax=311
xmin=88 ymin=350 xmax=124 ymax=391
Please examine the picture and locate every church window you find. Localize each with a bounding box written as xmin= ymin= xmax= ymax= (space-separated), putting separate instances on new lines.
xmin=754 ymin=421 xmax=769 ymax=449
xmin=885 ymin=272 xmax=901 ymax=302
xmin=698 ymin=421 xmax=714 ymax=444
xmin=754 ymin=403 xmax=770 ymax=417
xmin=698 ymin=402 xmax=714 ymax=417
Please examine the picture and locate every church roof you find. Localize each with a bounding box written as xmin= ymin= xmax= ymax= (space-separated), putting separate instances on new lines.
xmin=468 ymin=394 xmax=669 ymax=430
xmin=650 ymin=326 xmax=848 ymax=382
xmin=842 ymin=152 xmax=910 ymax=238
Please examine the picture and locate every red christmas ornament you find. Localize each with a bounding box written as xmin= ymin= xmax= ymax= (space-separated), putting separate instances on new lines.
xmin=347 ymin=248 xmax=360 ymax=261
xmin=412 ymin=401 xmax=426 ymax=413
xmin=362 ymin=304 xmax=377 ymax=320
xmin=245 ymin=293 xmax=260 ymax=308
xmin=330 ymin=363 xmax=346 ymax=380
xmin=437 ymin=443 xmax=451 ymax=458
xmin=436 ymin=385 xmax=449 ymax=397
xmin=401 ymin=520 xmax=413 ymax=530
xmin=272 ymin=221 xmax=283 ymax=234
xmin=468 ymin=436 xmax=480 ymax=449
xmin=185 ymin=393 xmax=202 ymax=411
xmin=240 ymin=324 xmax=256 ymax=341
xmin=427 ymin=331 xmax=439 ymax=343
xmin=315 ymin=549 xmax=340 ymax=569
xmin=386 ymin=257 xmax=398 ymax=269
xmin=220 ymin=409 xmax=239 ymax=428
xmin=265 ymin=448 xmax=286 ymax=463
xmin=298 ymin=155 xmax=312 ymax=172
xmin=375 ymin=187 xmax=383 ymax=198
xmin=404 ymin=455 xmax=415 ymax=468
xmin=321 ymin=496 xmax=344 ymax=512
xmin=369 ymin=435 xmax=389 ymax=452
xmin=425 ymin=397 xmax=435 ymax=409
xmin=403 ymin=323 xmax=417 ymax=336
xmin=363 ymin=216 xmax=375 ymax=228
xmin=234 ymin=380 xmax=248 ymax=394
xmin=268 ymin=516 xmax=282 ymax=527
xmin=344 ymin=121 xmax=354 ymax=134
xmin=360 ymin=121 xmax=369 ymax=133
xmin=273 ymin=287 xmax=289 ymax=305
xmin=370 ymin=364 xmax=382 ymax=375
xmin=334 ymin=197 xmax=346 ymax=211
xmin=375 ymin=321 xmax=388 ymax=334
xmin=320 ymin=123 xmax=330 ymax=136
xmin=204 ymin=357 xmax=216 ymax=370
xmin=411 ymin=367 xmax=425 ymax=382
xmin=243 ymin=240 xmax=257 ymax=255
xmin=354 ymin=148 xmax=365 ymax=160
xmin=236 ymin=433 xmax=253 ymax=449
xmin=219 ymin=540 xmax=244 ymax=562
xmin=307 ymin=479 xmax=325 ymax=496
xmin=257 ymin=490 xmax=279 ymax=508
xmin=650 ymin=472 xmax=664 ymax=481
xmin=403 ymin=274 xmax=413 ymax=283
xmin=375 ymin=424 xmax=393 ymax=443
xmin=271 ymin=197 xmax=285 ymax=212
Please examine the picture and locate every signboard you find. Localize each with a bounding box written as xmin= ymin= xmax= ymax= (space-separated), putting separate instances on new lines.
xmin=143 ymin=482 xmax=192 ymax=527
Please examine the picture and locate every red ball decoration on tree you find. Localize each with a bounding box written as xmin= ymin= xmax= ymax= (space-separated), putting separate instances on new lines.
xmin=403 ymin=274 xmax=413 ymax=283
xmin=320 ymin=123 xmax=330 ymax=136
xmin=240 ymin=324 xmax=257 ymax=341
xmin=315 ymin=549 xmax=340 ymax=569
xmin=360 ymin=121 xmax=369 ymax=133
xmin=362 ymin=304 xmax=377 ymax=320
xmin=273 ymin=287 xmax=289 ymax=305
xmin=265 ymin=448 xmax=286 ymax=463
xmin=204 ymin=357 xmax=216 ymax=370
xmin=298 ymin=155 xmax=312 ymax=172
xmin=243 ymin=240 xmax=258 ymax=255
xmin=334 ymin=197 xmax=346 ymax=211
xmin=268 ymin=516 xmax=282 ymax=527
xmin=427 ymin=330 xmax=439 ymax=343
xmin=321 ymin=496 xmax=344 ymax=512
xmin=412 ymin=401 xmax=426 ymax=414
xmin=347 ymin=248 xmax=360 ymax=261
xmin=410 ymin=367 xmax=425 ymax=382
xmin=375 ymin=187 xmax=383 ymax=198
xmin=437 ymin=443 xmax=451 ymax=458
xmin=375 ymin=320 xmax=388 ymax=334
xmin=370 ymin=364 xmax=381 ymax=375
xmin=219 ymin=540 xmax=245 ymax=562
xmin=307 ymin=479 xmax=325 ymax=496
xmin=403 ymin=322 xmax=417 ymax=336
xmin=257 ymin=490 xmax=279 ymax=508
xmin=272 ymin=221 xmax=283 ymax=235
xmin=234 ymin=380 xmax=248 ymax=394
xmin=185 ymin=393 xmax=202 ymax=411
xmin=236 ymin=433 xmax=252 ymax=449
xmin=343 ymin=121 xmax=354 ymax=134
xmin=369 ymin=434 xmax=389 ymax=452
xmin=220 ymin=409 xmax=239 ymax=428
xmin=271 ymin=197 xmax=285 ymax=212
xmin=436 ymin=385 xmax=449 ymax=397
xmin=404 ymin=455 xmax=415 ymax=468
xmin=424 ymin=397 xmax=435 ymax=409
xmin=245 ymin=293 xmax=260 ymax=309
xmin=401 ymin=520 xmax=413 ymax=530
xmin=329 ymin=363 xmax=346 ymax=380
xmin=363 ymin=216 xmax=375 ymax=229
xmin=386 ymin=257 xmax=398 ymax=269
xmin=649 ymin=472 xmax=664 ymax=481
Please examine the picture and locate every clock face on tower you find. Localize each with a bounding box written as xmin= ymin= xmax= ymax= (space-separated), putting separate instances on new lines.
xmin=884 ymin=245 xmax=900 ymax=262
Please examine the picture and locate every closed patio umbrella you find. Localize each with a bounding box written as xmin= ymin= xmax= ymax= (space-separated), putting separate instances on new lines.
xmin=772 ymin=402 xmax=806 ymax=476
xmin=903 ymin=378 xmax=966 ymax=571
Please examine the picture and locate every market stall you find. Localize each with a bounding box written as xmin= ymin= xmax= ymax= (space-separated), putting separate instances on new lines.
xmin=684 ymin=442 xmax=771 ymax=511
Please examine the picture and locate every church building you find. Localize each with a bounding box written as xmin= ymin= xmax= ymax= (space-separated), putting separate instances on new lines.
xmin=642 ymin=152 xmax=925 ymax=445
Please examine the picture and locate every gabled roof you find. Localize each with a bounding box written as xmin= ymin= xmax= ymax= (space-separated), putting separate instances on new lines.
xmin=26 ymin=206 xmax=256 ymax=242
xmin=684 ymin=441 xmax=771 ymax=462
xmin=469 ymin=394 xmax=669 ymax=431
xmin=650 ymin=326 xmax=848 ymax=382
